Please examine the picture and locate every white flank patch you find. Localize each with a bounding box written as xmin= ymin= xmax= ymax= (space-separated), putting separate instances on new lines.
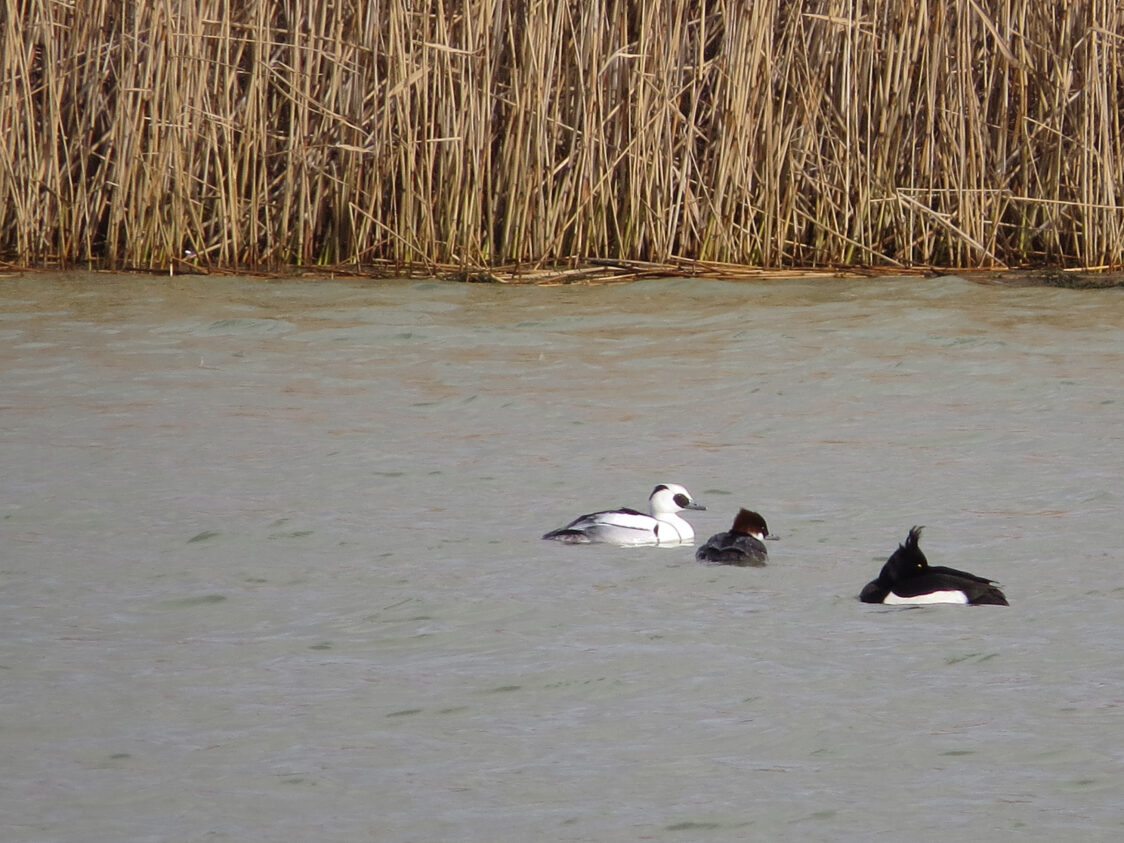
xmin=884 ymin=590 xmax=969 ymax=605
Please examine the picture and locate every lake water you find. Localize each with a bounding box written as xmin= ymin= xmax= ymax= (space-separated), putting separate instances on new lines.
xmin=2 ymin=271 xmax=1123 ymax=841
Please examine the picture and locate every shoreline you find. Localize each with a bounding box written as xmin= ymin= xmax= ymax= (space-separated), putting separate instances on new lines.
xmin=3 ymin=260 xmax=1123 ymax=289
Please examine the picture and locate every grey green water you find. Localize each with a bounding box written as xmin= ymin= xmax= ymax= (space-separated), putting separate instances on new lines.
xmin=2 ymin=272 xmax=1123 ymax=841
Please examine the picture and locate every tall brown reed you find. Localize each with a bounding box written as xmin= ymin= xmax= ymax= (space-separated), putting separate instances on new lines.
xmin=1 ymin=0 xmax=1122 ymax=271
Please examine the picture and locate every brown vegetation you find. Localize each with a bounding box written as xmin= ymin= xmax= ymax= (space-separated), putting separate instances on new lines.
xmin=1 ymin=0 xmax=1122 ymax=274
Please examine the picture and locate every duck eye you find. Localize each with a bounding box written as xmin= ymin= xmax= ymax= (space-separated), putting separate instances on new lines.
xmin=673 ymin=494 xmax=690 ymax=507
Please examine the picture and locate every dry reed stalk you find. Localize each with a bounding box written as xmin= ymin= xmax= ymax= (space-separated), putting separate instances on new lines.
xmin=1 ymin=0 xmax=1123 ymax=271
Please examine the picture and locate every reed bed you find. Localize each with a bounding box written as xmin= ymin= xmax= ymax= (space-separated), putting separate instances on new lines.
xmin=2 ymin=0 xmax=1122 ymax=272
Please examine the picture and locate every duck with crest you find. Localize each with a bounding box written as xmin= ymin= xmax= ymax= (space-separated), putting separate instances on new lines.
xmin=860 ymin=527 xmax=1008 ymax=605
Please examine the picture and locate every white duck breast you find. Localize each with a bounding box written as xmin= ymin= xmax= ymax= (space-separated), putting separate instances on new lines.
xmin=883 ymin=590 xmax=970 ymax=605
xmin=542 ymin=483 xmax=705 ymax=546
